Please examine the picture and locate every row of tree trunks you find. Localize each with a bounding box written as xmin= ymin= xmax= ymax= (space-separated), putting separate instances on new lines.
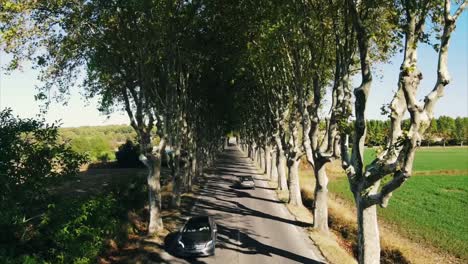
xmin=242 ymin=140 xmax=289 ymax=192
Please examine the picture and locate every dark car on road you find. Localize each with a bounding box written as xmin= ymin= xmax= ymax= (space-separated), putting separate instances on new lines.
xmin=176 ymin=216 xmax=217 ymax=257
xmin=237 ymin=176 xmax=256 ymax=189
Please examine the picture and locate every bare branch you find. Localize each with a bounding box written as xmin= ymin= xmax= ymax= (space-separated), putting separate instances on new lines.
xmin=122 ymin=87 xmax=138 ymax=132
xmin=451 ymin=0 xmax=467 ymax=22
xmin=370 ymin=171 xmax=410 ymax=208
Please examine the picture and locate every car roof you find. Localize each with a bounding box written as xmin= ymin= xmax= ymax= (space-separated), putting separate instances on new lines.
xmin=186 ymin=216 xmax=210 ymax=225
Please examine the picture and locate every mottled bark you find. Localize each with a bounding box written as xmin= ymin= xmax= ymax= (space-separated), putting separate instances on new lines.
xmin=364 ymin=0 xmax=466 ymax=209
xmin=271 ymin=149 xmax=278 ymax=183
xmin=287 ymin=118 xmax=303 ymax=206
xmin=257 ymin=147 xmax=263 ymax=169
xmin=275 ymin=135 xmax=288 ymax=191
xmin=313 ymin=162 xmax=329 ymax=232
xmin=288 ymin=159 xmax=303 ymax=206
xmin=265 ymin=144 xmax=272 ymax=177
xmin=356 ymin=196 xmax=380 ymax=264
xmin=140 ymin=138 xmax=166 ymax=235
xmin=260 ymin=147 xmax=266 ymax=172
xmin=300 ymin=71 xmax=335 ymax=233
xmin=170 ymin=146 xmax=182 ymax=208
xmin=254 ymin=146 xmax=259 ymax=165
xmin=248 ymin=143 xmax=253 ymax=159
xmin=346 ymin=2 xmax=378 ymax=262
xmin=302 ymin=106 xmax=315 ymax=168
xmin=277 ymin=150 xmax=288 ymax=191
xmin=188 ymin=153 xmax=196 ymax=192
xmin=342 ymin=2 xmax=466 ymax=263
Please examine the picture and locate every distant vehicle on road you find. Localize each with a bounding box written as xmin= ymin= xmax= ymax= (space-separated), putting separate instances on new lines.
xmin=176 ymin=216 xmax=217 ymax=257
xmin=237 ymin=176 xmax=256 ymax=189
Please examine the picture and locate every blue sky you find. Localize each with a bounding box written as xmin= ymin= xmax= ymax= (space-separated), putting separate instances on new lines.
xmin=0 ymin=61 xmax=129 ymax=127
xmin=0 ymin=12 xmax=466 ymax=127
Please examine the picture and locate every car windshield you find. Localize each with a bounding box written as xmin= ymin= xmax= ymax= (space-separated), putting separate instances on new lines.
xmin=241 ymin=176 xmax=254 ymax=182
xmin=183 ymin=218 xmax=210 ymax=233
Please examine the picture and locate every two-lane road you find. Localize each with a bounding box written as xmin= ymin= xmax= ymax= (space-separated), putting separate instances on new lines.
xmin=169 ymin=146 xmax=325 ymax=264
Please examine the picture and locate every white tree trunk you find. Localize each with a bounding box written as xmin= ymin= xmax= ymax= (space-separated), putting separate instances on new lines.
xmin=288 ymin=159 xmax=303 ymax=206
xmin=357 ymin=198 xmax=380 ymax=264
xmin=171 ymin=146 xmax=182 ymax=208
xmin=313 ymin=162 xmax=329 ymax=233
xmin=265 ymin=144 xmax=272 ymax=177
xmin=277 ymin=150 xmax=288 ymax=191
xmin=260 ymin=147 xmax=266 ymax=171
xmin=258 ymin=148 xmax=262 ymax=167
xmin=254 ymin=148 xmax=257 ymax=164
xmin=177 ymin=158 xmax=189 ymax=207
xmin=139 ymin=139 xmax=166 ymax=235
xmin=253 ymin=146 xmax=257 ymax=163
xmin=271 ymin=150 xmax=278 ymax=183
xmin=189 ymin=154 xmax=196 ymax=192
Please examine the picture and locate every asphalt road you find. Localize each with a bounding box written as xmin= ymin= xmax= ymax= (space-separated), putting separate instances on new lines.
xmin=166 ymin=146 xmax=326 ymax=264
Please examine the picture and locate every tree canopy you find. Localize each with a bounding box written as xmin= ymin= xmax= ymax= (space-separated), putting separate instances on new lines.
xmin=1 ymin=1 xmax=466 ymax=263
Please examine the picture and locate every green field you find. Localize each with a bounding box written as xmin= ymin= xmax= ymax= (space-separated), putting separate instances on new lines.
xmin=364 ymin=147 xmax=468 ymax=171
xmin=329 ymin=175 xmax=468 ymax=259
xmin=320 ymin=147 xmax=468 ymax=260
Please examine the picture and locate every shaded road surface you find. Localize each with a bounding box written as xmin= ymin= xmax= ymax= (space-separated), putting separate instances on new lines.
xmin=166 ymin=146 xmax=326 ymax=264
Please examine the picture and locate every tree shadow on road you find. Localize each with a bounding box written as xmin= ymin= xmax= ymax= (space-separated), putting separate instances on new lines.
xmin=183 ymin=148 xmax=319 ymax=263
xmin=254 ymin=185 xmax=277 ymax=191
xmin=193 ymin=174 xmax=311 ymax=228
xmin=216 ymin=224 xmax=324 ymax=264
xmin=229 ymin=185 xmax=284 ymax=204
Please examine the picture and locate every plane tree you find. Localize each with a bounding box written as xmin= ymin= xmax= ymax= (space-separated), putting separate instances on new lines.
xmin=340 ymin=0 xmax=466 ymax=263
xmin=0 ymin=0 xmax=228 ymax=234
xmin=238 ymin=0 xmax=333 ymax=212
xmin=244 ymin=15 xmax=297 ymax=194
xmin=291 ymin=0 xmax=342 ymax=232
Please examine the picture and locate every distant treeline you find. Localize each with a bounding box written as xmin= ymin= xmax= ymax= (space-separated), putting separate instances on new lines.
xmin=59 ymin=116 xmax=467 ymax=163
xmin=58 ymin=125 xmax=137 ymax=162
xmin=366 ymin=116 xmax=467 ymax=147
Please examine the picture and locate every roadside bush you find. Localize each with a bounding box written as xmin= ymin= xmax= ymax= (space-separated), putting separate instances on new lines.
xmin=115 ymin=140 xmax=143 ymax=168
xmin=0 ymin=110 xmax=150 ymax=263
xmin=0 ymin=176 xmax=147 ymax=264
xmin=38 ymin=194 xmax=122 ymax=264
xmin=0 ymin=109 xmax=87 ymax=254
